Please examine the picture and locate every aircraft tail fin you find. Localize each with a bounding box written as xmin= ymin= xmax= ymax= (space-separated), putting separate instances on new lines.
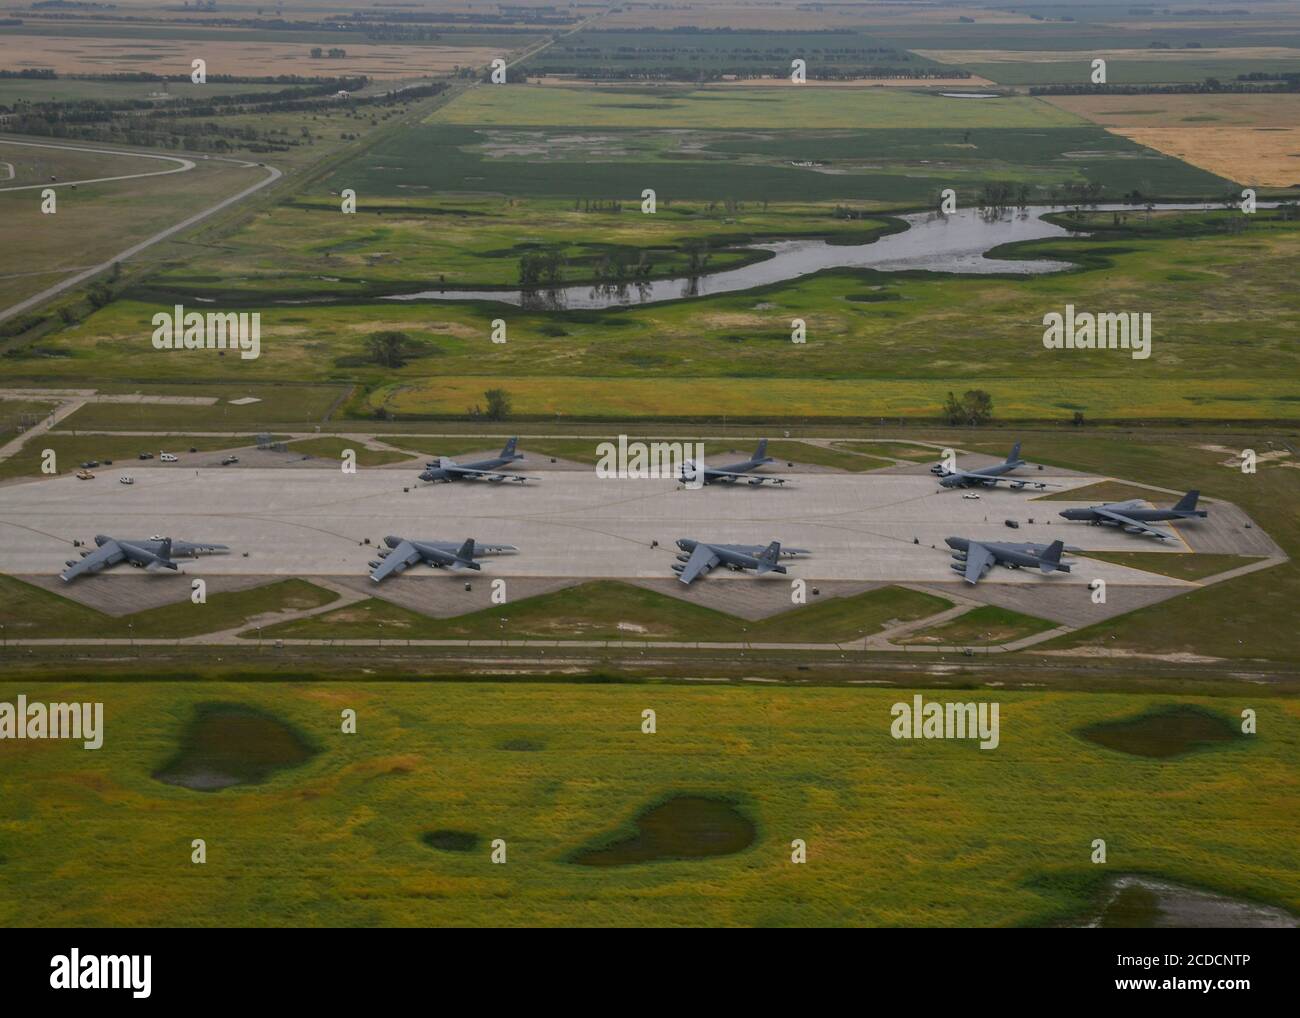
xmin=1174 ymin=489 xmax=1201 ymax=513
xmin=756 ymin=540 xmax=781 ymax=572
xmin=157 ymin=537 xmax=172 ymax=562
xmin=500 ymin=437 xmax=518 ymax=458
xmin=456 ymin=538 xmax=475 ymax=562
xmin=1008 ymin=441 xmax=1022 ymax=463
xmin=1039 ymin=539 xmax=1065 ymax=573
xmin=754 ymin=438 xmax=769 ymax=462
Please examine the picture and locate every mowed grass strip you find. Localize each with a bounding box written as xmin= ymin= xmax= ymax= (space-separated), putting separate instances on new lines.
xmin=0 ymin=434 xmax=267 ymax=481
xmin=258 ymin=580 xmax=953 ymax=645
xmin=285 ymin=437 xmax=417 ymax=467
xmin=0 ymin=575 xmax=337 ymax=639
xmin=897 ymin=604 xmax=1057 ymax=646
xmin=0 ymin=680 xmax=1294 ymax=927
xmin=1073 ymin=552 xmax=1261 ymax=583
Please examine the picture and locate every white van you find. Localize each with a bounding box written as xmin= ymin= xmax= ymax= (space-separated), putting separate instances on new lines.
xmin=160 ymin=452 xmax=178 ymax=462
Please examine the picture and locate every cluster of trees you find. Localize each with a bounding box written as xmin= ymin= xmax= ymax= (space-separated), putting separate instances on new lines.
xmin=518 ymin=250 xmax=566 ymax=287
xmin=942 ymin=390 xmax=994 ymax=427
xmin=1031 ymin=77 xmax=1299 ymax=96
xmin=469 ymin=389 xmax=512 ymax=421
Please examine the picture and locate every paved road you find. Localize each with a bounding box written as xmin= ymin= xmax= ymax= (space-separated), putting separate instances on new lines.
xmin=0 ymin=139 xmax=194 ymax=193
xmin=0 ymin=141 xmax=281 ymax=325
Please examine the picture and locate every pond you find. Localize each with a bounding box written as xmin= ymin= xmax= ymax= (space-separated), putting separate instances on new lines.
xmin=152 ymin=704 xmax=318 ymax=791
xmin=571 ymin=795 xmax=756 ymax=866
xmin=382 ymin=202 xmax=1247 ymax=310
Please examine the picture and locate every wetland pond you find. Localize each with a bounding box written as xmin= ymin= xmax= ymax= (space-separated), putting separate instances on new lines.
xmin=1078 ymin=705 xmax=1239 ymax=759
xmin=1080 ymin=875 xmax=1297 ymax=928
xmin=571 ymin=795 xmax=756 ymax=866
xmin=383 ymin=202 xmax=1243 ymax=310
xmin=152 ymin=704 xmax=318 ymax=791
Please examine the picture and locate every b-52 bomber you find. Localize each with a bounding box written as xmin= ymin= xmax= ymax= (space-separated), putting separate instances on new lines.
xmin=60 ymin=535 xmax=229 ymax=582
xmin=680 ymin=439 xmax=790 ymax=487
xmin=672 ymin=538 xmax=809 ymax=585
xmin=369 ymin=536 xmax=517 ymax=583
xmin=1058 ymin=490 xmax=1206 ymax=540
xmin=419 ymin=437 xmax=539 ymax=484
xmin=935 ymin=442 xmax=1049 ymax=491
xmin=945 ymin=536 xmax=1070 ymax=585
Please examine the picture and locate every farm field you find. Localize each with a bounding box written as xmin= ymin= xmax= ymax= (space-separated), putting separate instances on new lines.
xmin=0 ymin=149 xmax=264 ymax=311
xmin=429 ymin=83 xmax=1086 ymax=130
xmin=0 ymin=680 xmax=1293 ymax=927
xmin=324 ymin=121 xmax=1228 ymax=202
xmin=0 ymin=27 xmax=506 ymax=80
xmin=956 ymin=57 xmax=1300 ymax=86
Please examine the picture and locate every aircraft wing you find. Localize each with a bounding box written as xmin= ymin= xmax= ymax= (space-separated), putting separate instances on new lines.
xmin=446 ymin=466 xmax=540 ymax=483
xmin=369 ymin=540 xmax=423 ymax=583
xmin=171 ymin=540 xmax=229 ymax=556
xmin=60 ymin=540 xmax=124 ymax=582
xmin=963 ymin=542 xmax=995 ymax=584
xmin=705 ymin=468 xmax=789 ymax=486
xmin=677 ymin=543 xmax=720 ymax=585
xmin=1092 ymin=507 xmax=1173 ymax=539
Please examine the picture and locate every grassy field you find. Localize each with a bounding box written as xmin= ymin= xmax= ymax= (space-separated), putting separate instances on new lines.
xmin=1073 ymin=552 xmax=1261 ymax=582
xmin=959 ymin=57 xmax=1300 ymax=86
xmin=899 ymin=605 xmax=1058 ymax=646
xmin=15 ymin=207 xmax=1294 ymax=424
xmin=285 ymin=436 xmax=419 ymax=467
xmin=322 ymin=119 xmax=1227 ymax=202
xmin=257 ymin=581 xmax=953 ymax=644
xmin=0 ymin=575 xmax=337 ymax=639
xmin=0 ymin=680 xmax=1293 ymax=926
xmin=0 ymin=433 xmax=268 ymax=481
xmin=429 ymin=84 xmax=1087 ymax=130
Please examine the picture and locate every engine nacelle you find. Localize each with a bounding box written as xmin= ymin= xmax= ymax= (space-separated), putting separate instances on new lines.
xmin=675 ymin=554 xmax=691 ymax=563
xmin=671 ymin=563 xmax=685 ymax=573
xmin=368 ymin=560 xmax=381 ymax=569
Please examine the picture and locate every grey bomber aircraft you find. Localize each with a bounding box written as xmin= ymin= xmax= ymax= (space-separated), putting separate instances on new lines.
xmin=419 ymin=438 xmax=538 ymax=484
xmin=369 ymin=536 xmax=517 ymax=582
xmin=672 ymin=538 xmax=810 ymax=585
xmin=935 ymin=442 xmax=1049 ymax=490
xmin=680 ymin=439 xmax=790 ymax=486
xmin=60 ymin=534 xmax=229 ymax=582
xmin=1058 ymin=490 xmax=1206 ymax=540
xmin=945 ymin=536 xmax=1070 ymax=585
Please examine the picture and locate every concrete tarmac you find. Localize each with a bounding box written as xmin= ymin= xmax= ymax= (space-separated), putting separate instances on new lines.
xmin=0 ymin=467 xmax=1232 ymax=590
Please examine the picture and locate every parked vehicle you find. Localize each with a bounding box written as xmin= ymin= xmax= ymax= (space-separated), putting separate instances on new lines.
xmin=160 ymin=453 xmax=178 ymax=463
xmin=119 ymin=476 xmax=135 ymax=485
xmin=75 ymin=470 xmax=94 ymax=480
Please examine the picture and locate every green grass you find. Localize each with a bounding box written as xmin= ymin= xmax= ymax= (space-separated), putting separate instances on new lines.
xmin=0 ymin=575 xmax=337 ymax=639
xmin=258 ymin=580 xmax=754 ymax=642
xmin=0 ymin=680 xmax=1293 ymax=926
xmin=323 ymin=121 xmax=1226 ymax=202
xmin=831 ymin=440 xmax=941 ymax=462
xmin=285 ymin=437 xmax=417 ymax=467
xmin=258 ymin=580 xmax=953 ymax=645
xmin=30 ymin=205 xmax=1292 ymax=424
xmin=757 ymin=586 xmax=953 ymax=642
xmin=1074 ymin=552 xmax=1260 ymax=582
xmin=1034 ymin=481 xmax=1169 ymax=502
xmin=52 ymin=385 xmax=349 ymax=431
xmin=898 ymin=605 xmax=1058 ymax=646
xmin=0 ymin=433 xmax=264 ymax=481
